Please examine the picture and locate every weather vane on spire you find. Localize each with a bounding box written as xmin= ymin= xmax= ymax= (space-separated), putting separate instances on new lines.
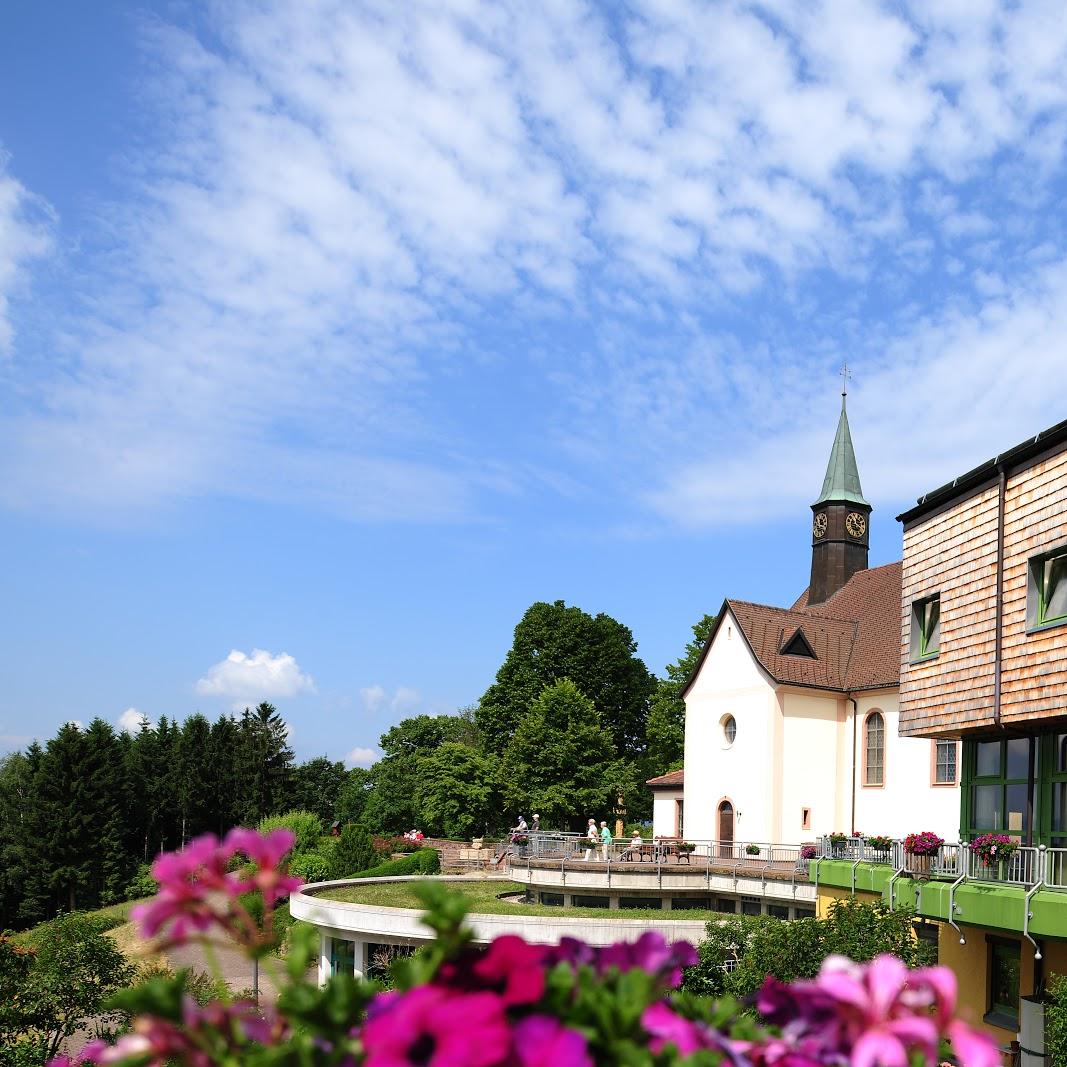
xmin=840 ymin=361 xmax=851 ymax=399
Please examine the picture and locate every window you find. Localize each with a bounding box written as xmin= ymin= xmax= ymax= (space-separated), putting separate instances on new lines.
xmin=723 ymin=716 xmax=737 ymax=745
xmin=675 ymin=798 xmax=684 ymax=838
xmin=801 ymin=807 xmax=811 ymax=830
xmin=964 ymin=738 xmax=1033 ymax=840
xmin=987 ymin=938 xmax=1021 ymax=1028
xmin=910 ymin=594 xmax=941 ymax=660
xmin=330 ymin=937 xmax=356 ymax=977
xmin=767 ymin=904 xmax=790 ymax=920
xmin=741 ymin=897 xmax=762 ymax=916
xmin=1028 ymin=547 xmax=1067 ymax=630
xmin=864 ymin=711 xmax=885 ymax=786
xmin=934 ymin=740 xmax=958 ymax=785
xmin=780 ymin=628 xmax=817 ymax=658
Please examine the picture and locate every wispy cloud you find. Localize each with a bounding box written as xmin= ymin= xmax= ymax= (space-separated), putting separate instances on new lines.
xmin=0 ymin=153 xmax=53 ymax=354
xmin=196 ymin=649 xmax=316 ymax=711
xmin=360 ymin=685 xmax=422 ymax=716
xmin=3 ymin=2 xmax=1067 ymax=526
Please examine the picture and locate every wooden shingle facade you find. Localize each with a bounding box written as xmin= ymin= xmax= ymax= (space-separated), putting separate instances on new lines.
xmin=898 ymin=420 xmax=1067 ymax=737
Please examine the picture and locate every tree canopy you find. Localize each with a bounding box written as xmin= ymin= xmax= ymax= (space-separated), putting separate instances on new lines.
xmin=476 ymin=600 xmax=656 ymax=760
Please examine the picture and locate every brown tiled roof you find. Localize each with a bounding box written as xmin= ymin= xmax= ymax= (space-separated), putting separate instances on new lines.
xmin=727 ymin=561 xmax=902 ymax=693
xmin=645 ymin=769 xmax=684 ymax=788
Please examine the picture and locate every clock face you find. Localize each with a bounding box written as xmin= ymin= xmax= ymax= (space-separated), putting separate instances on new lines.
xmin=846 ymin=512 xmax=867 ymax=538
xmin=812 ymin=513 xmax=828 ymax=539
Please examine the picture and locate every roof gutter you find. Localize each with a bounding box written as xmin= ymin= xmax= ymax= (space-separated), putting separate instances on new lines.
xmin=849 ymin=694 xmax=858 ymax=834
xmin=993 ymin=466 xmax=1006 ymax=729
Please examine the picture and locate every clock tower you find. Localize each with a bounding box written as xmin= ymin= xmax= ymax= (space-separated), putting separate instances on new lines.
xmin=807 ymin=391 xmax=871 ymax=606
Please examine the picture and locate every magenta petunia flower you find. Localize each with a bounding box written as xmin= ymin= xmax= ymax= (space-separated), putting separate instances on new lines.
xmin=641 ymin=1002 xmax=705 ymax=1055
xmin=362 ymin=986 xmax=511 ymax=1067
xmin=512 ymin=1015 xmax=592 ymax=1067
xmin=471 ymin=935 xmax=546 ymax=1005
xmin=225 ymin=827 xmax=303 ymax=903
xmin=596 ymin=932 xmax=698 ymax=988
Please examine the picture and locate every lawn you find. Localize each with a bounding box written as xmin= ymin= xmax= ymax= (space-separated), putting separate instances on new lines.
xmin=315 ymin=879 xmax=724 ymax=921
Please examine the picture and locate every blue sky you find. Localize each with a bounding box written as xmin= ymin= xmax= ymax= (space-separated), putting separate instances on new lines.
xmin=3 ymin=0 xmax=1067 ymax=763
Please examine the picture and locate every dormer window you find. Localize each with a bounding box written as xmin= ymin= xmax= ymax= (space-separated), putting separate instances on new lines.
xmin=780 ymin=627 xmax=817 ymax=659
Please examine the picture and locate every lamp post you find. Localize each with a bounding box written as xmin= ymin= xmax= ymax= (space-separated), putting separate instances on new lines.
xmin=612 ymin=793 xmax=626 ymax=840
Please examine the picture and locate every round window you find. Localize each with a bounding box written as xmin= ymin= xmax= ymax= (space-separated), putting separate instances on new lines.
xmin=723 ymin=715 xmax=737 ymax=745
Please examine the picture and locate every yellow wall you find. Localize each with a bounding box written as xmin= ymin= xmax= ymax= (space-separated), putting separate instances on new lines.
xmin=815 ymin=886 xmax=880 ymax=917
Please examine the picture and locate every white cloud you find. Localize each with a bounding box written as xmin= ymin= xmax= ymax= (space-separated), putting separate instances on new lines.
xmin=117 ymin=708 xmax=151 ymax=734
xmin=0 ymin=154 xmax=53 ymax=354
xmin=345 ymin=746 xmax=379 ymax=768
xmin=66 ymin=720 xmax=85 ymax=730
xmin=196 ymin=649 xmax=316 ymax=710
xmin=4 ymin=2 xmax=1067 ymax=524
xmin=360 ymin=685 xmax=422 ymax=715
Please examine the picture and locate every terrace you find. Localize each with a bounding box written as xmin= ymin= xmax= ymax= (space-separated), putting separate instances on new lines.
xmin=501 ymin=833 xmax=816 ymax=917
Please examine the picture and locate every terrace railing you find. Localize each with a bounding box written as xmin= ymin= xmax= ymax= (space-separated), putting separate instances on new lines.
xmin=815 ymin=835 xmax=1059 ymax=890
xmin=507 ymin=835 xmax=810 ymax=878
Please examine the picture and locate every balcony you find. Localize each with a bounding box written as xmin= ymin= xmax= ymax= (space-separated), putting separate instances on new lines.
xmin=811 ymin=835 xmax=1067 ymax=941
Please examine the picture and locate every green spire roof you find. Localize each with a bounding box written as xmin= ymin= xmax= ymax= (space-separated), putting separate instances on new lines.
xmin=813 ymin=397 xmax=870 ymax=507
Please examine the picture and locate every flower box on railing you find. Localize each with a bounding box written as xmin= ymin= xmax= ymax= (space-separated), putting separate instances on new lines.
xmin=745 ymin=844 xmax=761 ymax=857
xmin=903 ymin=831 xmax=944 ymax=878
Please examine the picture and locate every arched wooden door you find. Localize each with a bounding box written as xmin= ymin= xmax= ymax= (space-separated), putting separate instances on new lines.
xmin=717 ymin=800 xmax=734 ymax=857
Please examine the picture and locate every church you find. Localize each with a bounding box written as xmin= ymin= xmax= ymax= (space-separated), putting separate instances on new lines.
xmin=648 ymin=394 xmax=960 ymax=846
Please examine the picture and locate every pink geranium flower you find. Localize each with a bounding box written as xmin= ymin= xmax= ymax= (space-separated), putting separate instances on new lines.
xmin=512 ymin=1016 xmax=592 ymax=1067
xmin=362 ymin=987 xmax=511 ymax=1067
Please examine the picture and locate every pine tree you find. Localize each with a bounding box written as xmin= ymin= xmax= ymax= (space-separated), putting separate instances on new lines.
xmin=175 ymin=714 xmax=215 ymax=842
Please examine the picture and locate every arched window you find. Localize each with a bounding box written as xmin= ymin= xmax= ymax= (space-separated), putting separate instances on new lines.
xmin=864 ymin=711 xmax=885 ymax=786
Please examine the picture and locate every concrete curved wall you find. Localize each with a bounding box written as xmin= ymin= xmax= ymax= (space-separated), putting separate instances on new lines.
xmin=291 ymin=875 xmax=709 ymax=946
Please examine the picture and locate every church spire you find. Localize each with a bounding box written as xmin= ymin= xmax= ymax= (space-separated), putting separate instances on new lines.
xmin=807 ymin=369 xmax=872 ymax=607
xmin=813 ymin=392 xmax=870 ymax=509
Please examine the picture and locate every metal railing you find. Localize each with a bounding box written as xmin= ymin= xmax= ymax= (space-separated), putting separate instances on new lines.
xmin=816 ymin=835 xmax=1064 ymax=890
xmin=503 ymin=834 xmax=810 ymax=876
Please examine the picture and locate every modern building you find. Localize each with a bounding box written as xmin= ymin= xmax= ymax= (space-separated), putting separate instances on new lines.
xmin=651 ymin=395 xmax=960 ymax=847
xmin=814 ymin=417 xmax=1067 ymax=1056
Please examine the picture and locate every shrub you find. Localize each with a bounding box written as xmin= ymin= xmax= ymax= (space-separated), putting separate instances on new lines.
xmin=287 ymin=851 xmax=333 ymax=882
xmin=123 ymin=864 xmax=158 ymax=901
xmin=352 ymin=848 xmax=441 ymax=879
xmin=1 ymin=913 xmax=135 ymax=1062
xmin=1048 ymin=973 xmax=1067 ymax=1067
xmin=684 ymin=898 xmax=935 ymax=1002
xmin=332 ymin=826 xmax=379 ymax=878
xmin=258 ymin=811 xmax=324 ymax=855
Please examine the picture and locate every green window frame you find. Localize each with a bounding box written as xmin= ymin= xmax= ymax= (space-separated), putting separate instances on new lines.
xmin=986 ymin=938 xmax=1021 ymax=1029
xmin=962 ymin=738 xmax=1033 ymax=842
xmin=1029 ymin=547 xmax=1067 ymax=629
xmin=910 ymin=594 xmax=941 ymax=660
xmin=1037 ymin=732 xmax=1067 ymax=850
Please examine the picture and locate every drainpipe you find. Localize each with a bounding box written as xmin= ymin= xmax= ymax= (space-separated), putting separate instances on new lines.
xmin=849 ymin=696 xmax=858 ymax=834
xmin=993 ymin=467 xmax=1007 ymax=728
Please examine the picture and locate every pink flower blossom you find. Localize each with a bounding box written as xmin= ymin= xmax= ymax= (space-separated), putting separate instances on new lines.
xmin=512 ymin=1016 xmax=592 ymax=1067
xmin=641 ymin=1003 xmax=751 ymax=1065
xmin=362 ymin=987 xmax=511 ymax=1067
xmin=226 ymin=827 xmax=303 ymax=903
xmin=471 ymin=935 xmax=546 ymax=1005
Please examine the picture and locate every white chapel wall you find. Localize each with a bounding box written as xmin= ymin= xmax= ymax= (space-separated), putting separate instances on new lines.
xmin=682 ymin=610 xmax=777 ymax=844
xmin=851 ymin=693 xmax=960 ymax=842
xmin=651 ymin=790 xmax=682 ymax=838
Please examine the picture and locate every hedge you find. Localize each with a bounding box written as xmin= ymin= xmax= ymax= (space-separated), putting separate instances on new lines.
xmin=351 ymin=848 xmax=441 ymax=880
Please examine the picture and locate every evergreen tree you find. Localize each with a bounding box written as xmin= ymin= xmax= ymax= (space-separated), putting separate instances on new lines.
xmin=175 ymin=714 xmax=215 ymax=842
xmin=330 ymin=825 xmax=377 ymax=878
xmin=207 ymin=714 xmax=242 ymax=833
xmin=80 ymin=719 xmax=129 ymax=905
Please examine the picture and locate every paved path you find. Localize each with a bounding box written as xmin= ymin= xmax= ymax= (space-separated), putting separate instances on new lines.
xmin=166 ymin=938 xmax=289 ymax=1002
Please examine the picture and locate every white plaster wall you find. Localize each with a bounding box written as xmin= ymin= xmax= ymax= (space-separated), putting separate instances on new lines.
xmin=778 ymin=690 xmax=846 ymax=841
xmin=682 ymin=610 xmax=777 ymax=843
xmin=852 ymin=693 xmax=960 ymax=842
xmin=652 ymin=790 xmax=682 ymax=838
